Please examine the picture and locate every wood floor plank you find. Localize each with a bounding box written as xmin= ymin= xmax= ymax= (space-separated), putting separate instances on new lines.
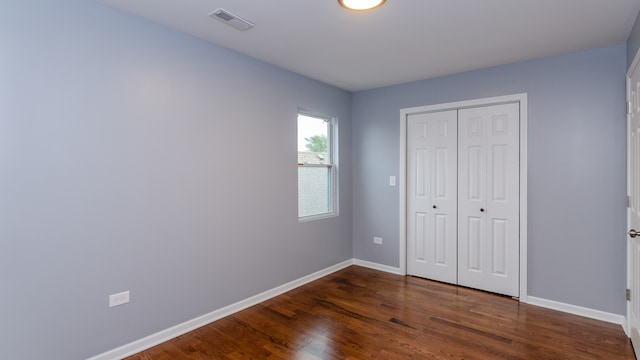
xmin=125 ymin=266 xmax=636 ymax=360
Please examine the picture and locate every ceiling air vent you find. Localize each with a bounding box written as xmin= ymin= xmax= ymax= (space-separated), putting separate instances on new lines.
xmin=209 ymin=9 xmax=254 ymax=31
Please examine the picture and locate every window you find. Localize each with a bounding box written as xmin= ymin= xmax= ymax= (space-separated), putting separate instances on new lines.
xmin=297 ymin=112 xmax=337 ymax=220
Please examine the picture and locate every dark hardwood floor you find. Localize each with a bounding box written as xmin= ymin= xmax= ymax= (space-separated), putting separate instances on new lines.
xmin=126 ymin=266 xmax=635 ymax=359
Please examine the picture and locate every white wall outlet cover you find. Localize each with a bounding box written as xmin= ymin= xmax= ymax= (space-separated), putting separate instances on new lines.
xmin=389 ymin=176 xmax=396 ymax=187
xmin=109 ymin=291 xmax=130 ymax=307
xmin=373 ymin=237 xmax=383 ymax=244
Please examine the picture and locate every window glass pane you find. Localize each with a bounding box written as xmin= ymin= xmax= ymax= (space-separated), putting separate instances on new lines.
xmin=297 ymin=113 xmax=333 ymax=219
xmin=298 ymin=166 xmax=331 ymax=217
xmin=298 ymin=115 xmax=329 ymax=158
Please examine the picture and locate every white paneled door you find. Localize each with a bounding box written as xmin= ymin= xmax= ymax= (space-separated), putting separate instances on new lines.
xmin=627 ymin=52 xmax=640 ymax=357
xmin=407 ymin=110 xmax=458 ymax=284
xmin=406 ymin=103 xmax=520 ymax=297
xmin=458 ymin=104 xmax=520 ymax=297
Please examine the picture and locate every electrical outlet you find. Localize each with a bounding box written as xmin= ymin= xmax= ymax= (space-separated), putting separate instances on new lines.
xmin=373 ymin=236 xmax=383 ymax=244
xmin=109 ymin=291 xmax=130 ymax=307
xmin=389 ymin=176 xmax=396 ymax=187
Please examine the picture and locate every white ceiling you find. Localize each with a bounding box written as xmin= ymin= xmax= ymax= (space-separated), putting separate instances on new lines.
xmin=97 ymin=0 xmax=640 ymax=92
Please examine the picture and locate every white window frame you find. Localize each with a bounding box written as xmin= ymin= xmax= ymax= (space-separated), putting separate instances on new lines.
xmin=297 ymin=110 xmax=338 ymax=222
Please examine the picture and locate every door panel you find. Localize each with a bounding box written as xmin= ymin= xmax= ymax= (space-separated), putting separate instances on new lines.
xmin=627 ymin=55 xmax=640 ymax=356
xmin=415 ymin=212 xmax=427 ymax=261
xmin=416 ymin=149 xmax=427 ymax=197
xmin=407 ymin=111 xmax=458 ymax=284
xmin=434 ymin=214 xmax=448 ymax=264
xmin=467 ymin=146 xmax=484 ymax=200
xmin=435 ymin=148 xmax=449 ymax=198
xmin=491 ymin=145 xmax=508 ymax=201
xmin=467 ymin=216 xmax=483 ymax=271
xmin=458 ymin=103 xmax=520 ymax=297
xmin=491 ymin=218 xmax=508 ymax=275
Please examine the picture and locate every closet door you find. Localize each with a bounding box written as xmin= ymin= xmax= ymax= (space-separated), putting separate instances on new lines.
xmin=458 ymin=103 xmax=520 ymax=297
xmin=407 ymin=111 xmax=458 ymax=284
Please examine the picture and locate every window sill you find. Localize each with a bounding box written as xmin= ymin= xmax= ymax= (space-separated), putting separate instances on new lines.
xmin=298 ymin=212 xmax=338 ymax=222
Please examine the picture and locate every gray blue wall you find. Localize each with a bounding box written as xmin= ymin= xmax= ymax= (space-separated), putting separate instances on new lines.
xmin=352 ymin=44 xmax=628 ymax=315
xmin=0 ymin=1 xmax=352 ymax=359
xmin=1 ymin=0 xmax=637 ymax=359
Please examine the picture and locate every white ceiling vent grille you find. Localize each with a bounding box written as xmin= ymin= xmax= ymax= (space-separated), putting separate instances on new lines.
xmin=209 ymin=9 xmax=254 ymax=31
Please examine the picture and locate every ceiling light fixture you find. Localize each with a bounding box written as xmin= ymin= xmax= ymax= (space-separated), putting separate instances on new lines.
xmin=338 ymin=0 xmax=386 ymax=11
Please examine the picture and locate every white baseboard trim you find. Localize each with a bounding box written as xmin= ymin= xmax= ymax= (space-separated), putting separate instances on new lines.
xmin=353 ymin=259 xmax=403 ymax=275
xmin=526 ymin=296 xmax=625 ymax=326
xmin=89 ymin=260 xmax=627 ymax=360
xmin=87 ymin=259 xmax=354 ymax=360
xmin=622 ymin=316 xmax=630 ymax=337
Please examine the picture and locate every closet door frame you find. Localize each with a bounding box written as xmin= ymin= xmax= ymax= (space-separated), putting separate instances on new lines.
xmin=399 ymin=93 xmax=528 ymax=301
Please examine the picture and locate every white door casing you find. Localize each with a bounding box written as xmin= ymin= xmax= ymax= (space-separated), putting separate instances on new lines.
xmin=627 ymin=49 xmax=640 ymax=356
xmin=458 ymin=104 xmax=520 ymax=297
xmin=407 ymin=111 xmax=458 ymax=284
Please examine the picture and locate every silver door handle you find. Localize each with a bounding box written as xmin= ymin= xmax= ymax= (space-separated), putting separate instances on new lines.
xmin=629 ymin=229 xmax=639 ymax=238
